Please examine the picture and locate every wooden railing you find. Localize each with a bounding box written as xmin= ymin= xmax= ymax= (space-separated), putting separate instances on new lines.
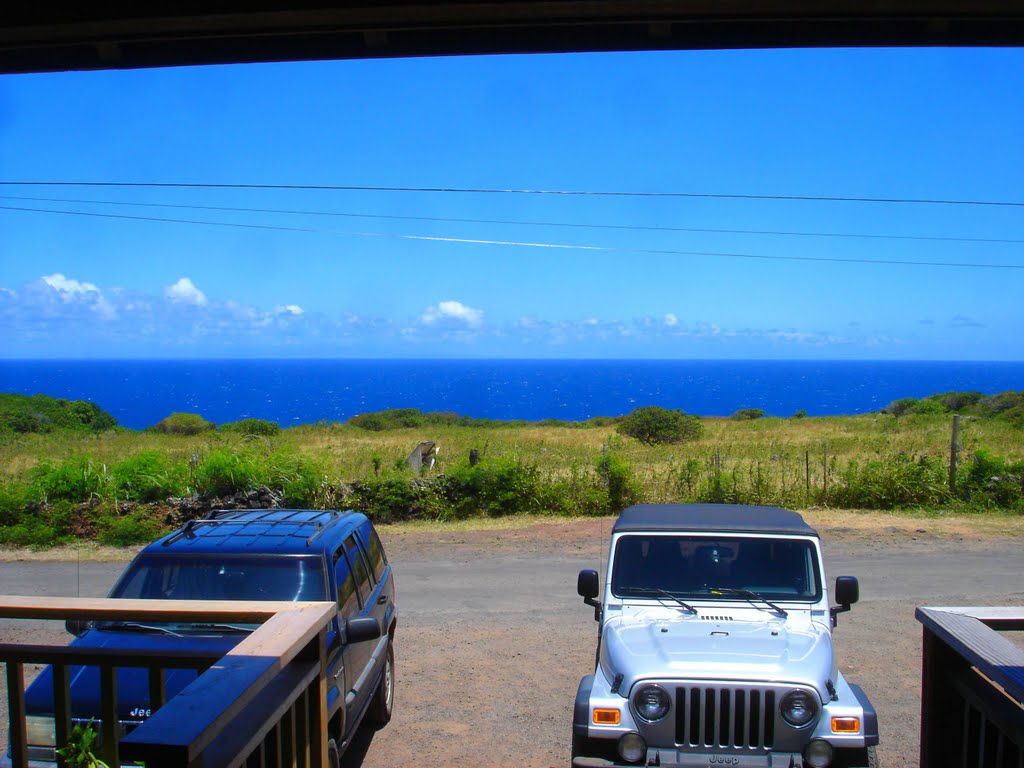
xmin=1 ymin=596 xmax=337 ymax=768
xmin=917 ymin=606 xmax=1024 ymax=768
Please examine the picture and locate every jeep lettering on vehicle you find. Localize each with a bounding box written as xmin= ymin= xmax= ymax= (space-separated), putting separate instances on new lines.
xmin=571 ymin=504 xmax=880 ymax=768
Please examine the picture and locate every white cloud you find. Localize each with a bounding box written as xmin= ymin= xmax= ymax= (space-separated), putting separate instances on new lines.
xmin=275 ymin=304 xmax=305 ymax=316
xmin=419 ymin=300 xmax=484 ymax=328
xmin=164 ymin=277 xmax=208 ymax=306
xmin=664 ymin=313 xmax=679 ymax=327
xmin=42 ymin=273 xmax=101 ymax=299
xmin=40 ymin=273 xmax=115 ymax=319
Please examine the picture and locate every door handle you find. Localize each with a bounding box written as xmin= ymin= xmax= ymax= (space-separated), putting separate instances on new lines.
xmin=377 ymin=594 xmax=388 ymax=605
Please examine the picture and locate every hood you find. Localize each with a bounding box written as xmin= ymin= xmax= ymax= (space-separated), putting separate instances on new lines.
xmin=24 ymin=628 xmax=242 ymax=725
xmin=602 ymin=610 xmax=832 ymax=700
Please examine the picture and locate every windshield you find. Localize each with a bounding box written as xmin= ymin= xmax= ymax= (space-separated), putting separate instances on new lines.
xmin=611 ymin=535 xmax=821 ymax=602
xmin=110 ymin=554 xmax=328 ymax=602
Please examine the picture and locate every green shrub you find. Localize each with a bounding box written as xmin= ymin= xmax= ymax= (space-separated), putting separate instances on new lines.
xmin=97 ymin=511 xmax=166 ymax=547
xmin=221 ymin=418 xmax=281 ymax=436
xmin=0 ymin=521 xmax=61 ymax=548
xmin=0 ymin=394 xmax=117 ymax=434
xmin=731 ymin=408 xmax=765 ymax=421
xmin=961 ymin=449 xmax=1024 ymax=508
xmin=443 ymin=458 xmax=546 ymax=518
xmin=616 ymin=406 xmax=703 ymax=445
xmin=193 ymin=450 xmax=263 ymax=496
xmin=600 ymin=453 xmax=643 ymax=511
xmin=29 ymin=457 xmax=106 ymax=502
xmin=792 ymin=409 xmax=808 ymax=419
xmin=826 ymin=454 xmax=948 ymax=509
xmin=350 ymin=474 xmax=444 ymax=522
xmin=0 ymin=484 xmax=27 ymax=526
xmin=111 ymin=451 xmax=187 ymax=502
xmin=150 ymin=412 xmax=216 ymax=435
xmin=348 ymin=409 xmax=425 ymax=431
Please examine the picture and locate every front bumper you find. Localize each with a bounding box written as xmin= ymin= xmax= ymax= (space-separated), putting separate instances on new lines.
xmin=572 ymin=749 xmax=807 ymax=767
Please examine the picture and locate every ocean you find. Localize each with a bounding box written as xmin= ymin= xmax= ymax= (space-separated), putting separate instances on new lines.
xmin=1 ymin=359 xmax=1022 ymax=430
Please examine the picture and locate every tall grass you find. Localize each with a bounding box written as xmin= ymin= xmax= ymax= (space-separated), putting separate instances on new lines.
xmin=0 ymin=412 xmax=1021 ymax=547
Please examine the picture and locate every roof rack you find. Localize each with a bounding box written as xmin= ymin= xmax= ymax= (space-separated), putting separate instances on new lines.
xmin=162 ymin=509 xmax=345 ymax=547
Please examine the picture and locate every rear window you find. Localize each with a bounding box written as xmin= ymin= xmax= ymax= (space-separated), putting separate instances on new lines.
xmin=361 ymin=526 xmax=387 ymax=583
xmin=111 ymin=554 xmax=328 ymax=602
xmin=611 ymin=535 xmax=821 ymax=602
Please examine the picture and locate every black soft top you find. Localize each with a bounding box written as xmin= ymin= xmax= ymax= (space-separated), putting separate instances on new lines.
xmin=612 ymin=504 xmax=818 ymax=537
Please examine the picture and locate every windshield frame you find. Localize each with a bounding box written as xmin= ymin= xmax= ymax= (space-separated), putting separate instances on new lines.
xmin=609 ymin=532 xmax=823 ymax=604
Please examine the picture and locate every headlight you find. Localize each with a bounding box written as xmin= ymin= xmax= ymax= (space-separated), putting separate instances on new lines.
xmin=633 ymin=684 xmax=671 ymax=722
xmin=26 ymin=716 xmax=56 ymax=747
xmin=780 ymin=689 xmax=819 ymax=727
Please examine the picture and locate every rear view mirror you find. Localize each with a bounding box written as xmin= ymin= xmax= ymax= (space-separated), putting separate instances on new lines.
xmin=578 ymin=569 xmax=601 ymax=621
xmin=830 ymin=576 xmax=860 ymax=627
xmin=578 ymin=569 xmax=599 ymax=600
xmin=345 ymin=616 xmax=382 ymax=644
xmin=835 ymin=576 xmax=859 ymax=607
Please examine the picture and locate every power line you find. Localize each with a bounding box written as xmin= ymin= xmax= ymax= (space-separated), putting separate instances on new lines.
xmin=2 ymin=180 xmax=1024 ymax=208
xmin=4 ymin=202 xmax=1023 ymax=271
xmin=2 ymin=193 xmax=1022 ymax=246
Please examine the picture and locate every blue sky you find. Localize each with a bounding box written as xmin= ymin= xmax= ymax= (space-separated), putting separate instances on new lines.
xmin=0 ymin=47 xmax=1022 ymax=359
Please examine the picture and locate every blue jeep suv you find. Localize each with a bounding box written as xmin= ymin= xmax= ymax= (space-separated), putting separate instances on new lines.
xmin=14 ymin=508 xmax=397 ymax=767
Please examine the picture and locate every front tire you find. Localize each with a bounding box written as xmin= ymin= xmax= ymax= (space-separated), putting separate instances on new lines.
xmin=326 ymin=738 xmax=340 ymax=768
xmin=368 ymin=642 xmax=394 ymax=728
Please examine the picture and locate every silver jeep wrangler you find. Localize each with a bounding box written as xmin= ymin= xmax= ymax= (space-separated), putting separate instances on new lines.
xmin=573 ymin=504 xmax=878 ymax=768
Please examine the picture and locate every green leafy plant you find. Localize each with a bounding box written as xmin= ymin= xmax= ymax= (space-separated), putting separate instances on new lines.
xmin=55 ymin=720 xmax=109 ymax=768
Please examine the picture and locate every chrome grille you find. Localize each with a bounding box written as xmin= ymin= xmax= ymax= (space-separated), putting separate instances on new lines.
xmin=674 ymin=685 xmax=776 ymax=749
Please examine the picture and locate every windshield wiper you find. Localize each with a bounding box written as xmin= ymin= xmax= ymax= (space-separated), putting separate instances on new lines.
xmin=626 ymin=587 xmax=698 ymax=615
xmin=708 ymin=587 xmax=789 ymax=617
xmin=185 ymin=623 xmax=255 ymax=633
xmin=101 ymin=622 xmax=183 ymax=637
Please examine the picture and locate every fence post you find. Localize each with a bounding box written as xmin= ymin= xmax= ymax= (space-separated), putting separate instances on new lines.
xmin=948 ymin=414 xmax=960 ymax=495
xmin=805 ymin=451 xmax=810 ymax=494
xmin=822 ymin=445 xmax=828 ymax=498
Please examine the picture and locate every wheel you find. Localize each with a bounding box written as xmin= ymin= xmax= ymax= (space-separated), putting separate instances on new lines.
xmin=833 ymin=745 xmax=878 ymax=768
xmin=326 ymin=738 xmax=340 ymax=768
xmin=367 ymin=642 xmax=394 ymax=728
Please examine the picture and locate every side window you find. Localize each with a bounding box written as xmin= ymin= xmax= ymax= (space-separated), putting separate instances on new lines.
xmin=334 ymin=549 xmax=360 ymax=618
xmin=361 ymin=527 xmax=387 ymax=583
xmin=345 ymin=534 xmax=372 ymax=605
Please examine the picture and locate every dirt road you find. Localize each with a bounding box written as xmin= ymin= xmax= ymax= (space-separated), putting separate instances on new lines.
xmin=3 ymin=514 xmax=1024 ymax=766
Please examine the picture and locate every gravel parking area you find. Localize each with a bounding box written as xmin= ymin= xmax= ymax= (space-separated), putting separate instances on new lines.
xmin=3 ymin=514 xmax=1024 ymax=767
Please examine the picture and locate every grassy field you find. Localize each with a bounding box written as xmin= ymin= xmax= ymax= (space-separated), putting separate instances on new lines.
xmin=0 ymin=411 xmax=1021 ymax=549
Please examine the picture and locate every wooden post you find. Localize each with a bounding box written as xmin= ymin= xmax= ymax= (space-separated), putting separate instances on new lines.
xmin=822 ymin=445 xmax=828 ymax=498
xmin=949 ymin=414 xmax=961 ymax=495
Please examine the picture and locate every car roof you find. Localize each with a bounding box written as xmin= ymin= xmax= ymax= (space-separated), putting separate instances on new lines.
xmin=611 ymin=504 xmax=818 ymax=537
xmin=148 ymin=508 xmax=363 ymax=554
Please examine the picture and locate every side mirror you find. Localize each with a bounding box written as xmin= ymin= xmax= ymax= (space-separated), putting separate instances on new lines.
xmin=578 ymin=569 xmax=599 ymax=600
xmin=345 ymin=616 xmax=382 ymax=644
xmin=830 ymin=576 xmax=860 ymax=627
xmin=578 ymin=569 xmax=601 ymax=622
xmin=835 ymin=576 xmax=859 ymax=607
xmin=65 ymin=619 xmax=93 ymax=637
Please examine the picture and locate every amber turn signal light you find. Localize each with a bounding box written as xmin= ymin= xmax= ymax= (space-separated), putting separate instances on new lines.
xmin=831 ymin=717 xmax=860 ymax=733
xmin=593 ymin=709 xmax=621 ymax=725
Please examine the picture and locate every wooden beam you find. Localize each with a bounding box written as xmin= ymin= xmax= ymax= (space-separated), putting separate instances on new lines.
xmin=0 ymin=595 xmax=323 ymax=623
xmin=120 ymin=603 xmax=336 ymax=764
xmin=916 ymin=608 xmax=1024 ymax=704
